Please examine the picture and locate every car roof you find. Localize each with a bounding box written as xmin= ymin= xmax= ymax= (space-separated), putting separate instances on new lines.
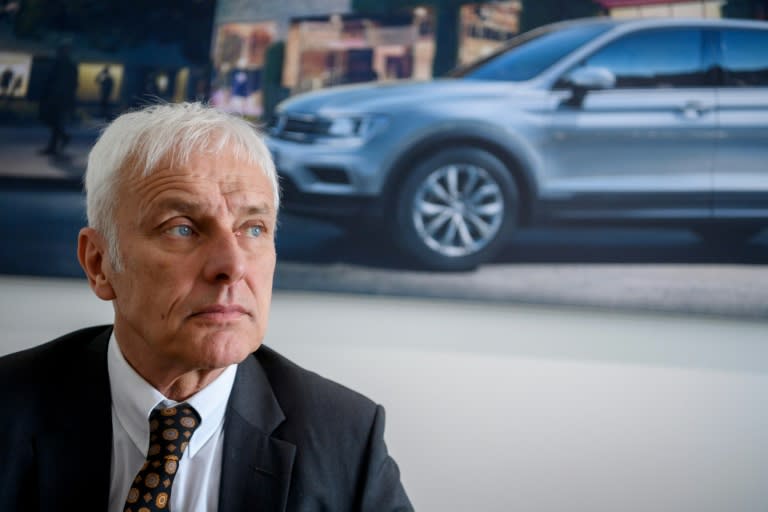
xmin=559 ymin=16 xmax=768 ymax=31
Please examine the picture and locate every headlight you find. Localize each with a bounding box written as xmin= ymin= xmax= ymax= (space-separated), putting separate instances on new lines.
xmin=323 ymin=114 xmax=389 ymax=141
xmin=327 ymin=117 xmax=361 ymax=137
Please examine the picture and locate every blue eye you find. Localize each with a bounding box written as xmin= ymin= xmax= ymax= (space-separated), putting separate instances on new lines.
xmin=169 ymin=225 xmax=194 ymax=237
xmin=247 ymin=225 xmax=263 ymax=237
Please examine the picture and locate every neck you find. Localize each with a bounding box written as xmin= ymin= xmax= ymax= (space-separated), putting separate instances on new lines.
xmin=154 ymin=368 xmax=226 ymax=401
xmin=113 ymin=325 xmax=227 ymax=401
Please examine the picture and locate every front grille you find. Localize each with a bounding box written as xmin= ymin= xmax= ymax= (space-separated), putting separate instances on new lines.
xmin=284 ymin=117 xmax=330 ymax=134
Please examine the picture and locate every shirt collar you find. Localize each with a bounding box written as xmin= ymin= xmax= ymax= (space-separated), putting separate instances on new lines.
xmin=107 ymin=332 xmax=237 ymax=458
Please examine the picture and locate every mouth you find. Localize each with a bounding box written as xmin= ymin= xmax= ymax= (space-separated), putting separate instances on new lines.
xmin=189 ymin=304 xmax=250 ymax=323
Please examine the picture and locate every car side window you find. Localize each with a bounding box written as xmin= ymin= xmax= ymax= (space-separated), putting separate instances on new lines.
xmin=570 ymin=28 xmax=709 ymax=88
xmin=457 ymin=23 xmax=613 ymax=82
xmin=719 ymin=28 xmax=768 ymax=87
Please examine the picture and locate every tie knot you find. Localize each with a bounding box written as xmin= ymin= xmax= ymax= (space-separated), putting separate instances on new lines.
xmin=147 ymin=404 xmax=200 ymax=458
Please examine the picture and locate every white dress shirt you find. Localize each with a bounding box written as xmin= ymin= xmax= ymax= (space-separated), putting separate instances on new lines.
xmin=107 ymin=333 xmax=237 ymax=512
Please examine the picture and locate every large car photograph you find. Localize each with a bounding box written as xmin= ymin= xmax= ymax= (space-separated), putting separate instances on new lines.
xmin=268 ymin=17 xmax=768 ymax=270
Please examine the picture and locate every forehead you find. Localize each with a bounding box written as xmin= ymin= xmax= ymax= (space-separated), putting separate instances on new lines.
xmin=123 ymin=148 xmax=275 ymax=213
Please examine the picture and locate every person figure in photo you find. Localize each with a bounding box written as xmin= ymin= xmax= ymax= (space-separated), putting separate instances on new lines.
xmin=229 ymin=68 xmax=249 ymax=113
xmin=0 ymin=102 xmax=413 ymax=512
xmin=0 ymin=67 xmax=13 ymax=98
xmin=95 ymin=65 xmax=115 ymax=119
xmin=38 ymin=42 xmax=78 ymax=155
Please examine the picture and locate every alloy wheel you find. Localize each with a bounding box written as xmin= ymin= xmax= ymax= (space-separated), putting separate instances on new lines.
xmin=411 ymin=163 xmax=505 ymax=258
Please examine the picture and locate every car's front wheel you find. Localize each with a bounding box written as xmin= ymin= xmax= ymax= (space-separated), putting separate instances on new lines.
xmin=394 ymin=147 xmax=518 ymax=271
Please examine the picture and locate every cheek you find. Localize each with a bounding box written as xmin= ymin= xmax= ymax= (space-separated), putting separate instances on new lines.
xmin=247 ymin=253 xmax=275 ymax=301
xmin=259 ymin=250 xmax=277 ymax=282
xmin=126 ymin=259 xmax=192 ymax=316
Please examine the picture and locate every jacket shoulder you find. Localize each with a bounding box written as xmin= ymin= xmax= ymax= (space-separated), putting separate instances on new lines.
xmin=0 ymin=325 xmax=111 ymax=389
xmin=0 ymin=325 xmax=109 ymax=369
xmin=254 ymin=344 xmax=377 ymax=418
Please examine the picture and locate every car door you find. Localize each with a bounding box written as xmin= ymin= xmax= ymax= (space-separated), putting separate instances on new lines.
xmin=712 ymin=26 xmax=768 ymax=219
xmin=542 ymin=27 xmax=717 ymax=220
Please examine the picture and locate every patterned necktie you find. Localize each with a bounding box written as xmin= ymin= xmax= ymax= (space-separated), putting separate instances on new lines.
xmin=123 ymin=404 xmax=201 ymax=512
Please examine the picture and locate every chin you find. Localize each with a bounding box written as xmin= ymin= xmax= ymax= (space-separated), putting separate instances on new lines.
xmin=194 ymin=328 xmax=261 ymax=368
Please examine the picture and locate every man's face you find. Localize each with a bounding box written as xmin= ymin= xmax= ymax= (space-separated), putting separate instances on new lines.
xmin=98 ymin=145 xmax=277 ymax=378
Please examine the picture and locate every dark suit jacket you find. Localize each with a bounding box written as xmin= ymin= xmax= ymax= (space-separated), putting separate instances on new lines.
xmin=0 ymin=326 xmax=413 ymax=511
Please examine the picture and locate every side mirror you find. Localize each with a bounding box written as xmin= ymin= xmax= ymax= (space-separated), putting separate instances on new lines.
xmin=569 ymin=66 xmax=616 ymax=90
xmin=563 ymin=66 xmax=616 ymax=108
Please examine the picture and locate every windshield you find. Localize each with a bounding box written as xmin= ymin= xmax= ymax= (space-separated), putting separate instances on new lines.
xmin=452 ymin=21 xmax=615 ymax=81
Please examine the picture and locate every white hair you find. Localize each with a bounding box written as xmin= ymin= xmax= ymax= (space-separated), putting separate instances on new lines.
xmin=84 ymin=102 xmax=279 ymax=271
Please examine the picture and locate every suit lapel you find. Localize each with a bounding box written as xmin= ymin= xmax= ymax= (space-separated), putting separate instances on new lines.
xmin=36 ymin=327 xmax=113 ymax=510
xmin=219 ymin=353 xmax=295 ymax=512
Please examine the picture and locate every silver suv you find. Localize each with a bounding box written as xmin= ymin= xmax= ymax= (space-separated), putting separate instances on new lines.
xmin=267 ymin=18 xmax=768 ymax=270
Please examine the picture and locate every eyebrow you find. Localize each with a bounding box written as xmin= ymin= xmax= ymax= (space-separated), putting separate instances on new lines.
xmin=151 ymin=198 xmax=275 ymax=217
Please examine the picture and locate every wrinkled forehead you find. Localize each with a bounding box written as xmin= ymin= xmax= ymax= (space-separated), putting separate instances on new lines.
xmin=112 ymin=153 xmax=276 ymax=234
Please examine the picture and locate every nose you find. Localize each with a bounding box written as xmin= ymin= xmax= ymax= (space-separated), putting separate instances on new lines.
xmin=202 ymin=230 xmax=247 ymax=284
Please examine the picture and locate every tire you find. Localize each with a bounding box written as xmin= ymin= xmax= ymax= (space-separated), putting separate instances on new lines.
xmin=394 ymin=147 xmax=519 ymax=271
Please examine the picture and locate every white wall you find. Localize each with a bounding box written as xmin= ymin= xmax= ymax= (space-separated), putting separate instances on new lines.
xmin=2 ymin=276 xmax=767 ymax=511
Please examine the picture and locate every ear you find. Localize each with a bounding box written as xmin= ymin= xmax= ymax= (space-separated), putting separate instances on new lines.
xmin=77 ymin=227 xmax=116 ymax=301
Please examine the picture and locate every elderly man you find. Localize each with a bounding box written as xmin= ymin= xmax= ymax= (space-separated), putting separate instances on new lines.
xmin=0 ymin=103 xmax=412 ymax=511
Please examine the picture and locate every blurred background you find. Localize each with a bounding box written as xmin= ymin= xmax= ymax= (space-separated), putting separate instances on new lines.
xmin=1 ymin=1 xmax=768 ymax=511
xmin=0 ymin=0 xmax=766 ymax=306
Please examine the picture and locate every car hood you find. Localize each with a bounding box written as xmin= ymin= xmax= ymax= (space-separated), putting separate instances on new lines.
xmin=276 ymin=79 xmax=537 ymax=115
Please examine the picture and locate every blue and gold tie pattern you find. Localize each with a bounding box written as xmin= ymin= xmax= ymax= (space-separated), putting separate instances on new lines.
xmin=123 ymin=404 xmax=201 ymax=512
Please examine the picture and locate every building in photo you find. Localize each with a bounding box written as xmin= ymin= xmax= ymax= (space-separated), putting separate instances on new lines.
xmin=212 ymin=0 xmax=525 ymax=117
xmin=597 ymin=0 xmax=724 ymax=18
